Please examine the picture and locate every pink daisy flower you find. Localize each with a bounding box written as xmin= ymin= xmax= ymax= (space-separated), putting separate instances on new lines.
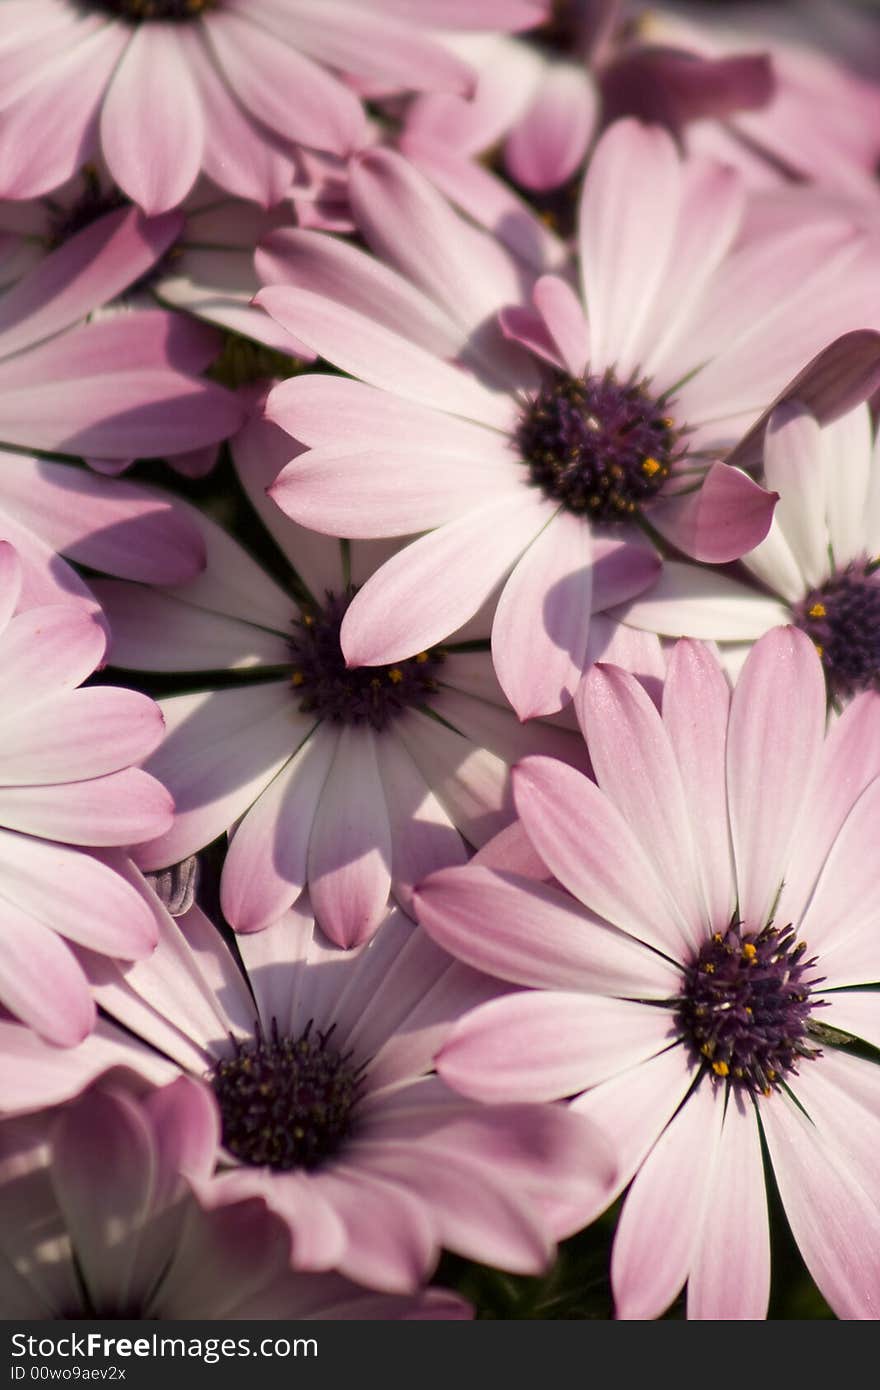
xmin=0 ymin=0 xmax=548 ymax=214
xmin=93 ymin=409 xmax=579 ymax=948
xmin=415 ymin=627 xmax=880 ymax=1319
xmin=0 ymin=543 xmax=175 ymax=1046
xmin=0 ymin=882 xmax=616 ymax=1295
xmin=258 ymin=121 xmax=874 ymax=720
xmin=613 ymin=375 xmax=880 ymax=703
xmin=0 ymin=1079 xmax=471 ymax=1318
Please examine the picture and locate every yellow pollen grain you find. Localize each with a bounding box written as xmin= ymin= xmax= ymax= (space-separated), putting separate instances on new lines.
xmin=702 ymin=962 xmax=715 ymax=974
xmin=742 ymin=942 xmax=757 ymax=963
xmin=290 ymin=672 xmax=304 ymax=687
xmin=814 ymin=643 xmax=824 ymax=658
xmin=415 ymin=652 xmax=430 ymax=664
xmin=302 ymin=614 xmax=315 ymax=627
xmin=809 ymin=602 xmax=827 ymax=619
xmin=387 ymin=668 xmax=404 ymax=684
xmin=712 ymin=1061 xmax=729 ymax=1077
xmin=642 ymin=457 xmax=662 ymax=477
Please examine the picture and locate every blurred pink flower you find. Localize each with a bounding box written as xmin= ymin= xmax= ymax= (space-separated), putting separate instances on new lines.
xmin=0 ymin=542 xmax=174 ymax=1045
xmin=259 ymin=123 xmax=876 ymax=719
xmin=0 ymin=883 xmax=616 ymax=1294
xmin=0 ymin=0 xmax=548 ymax=213
xmin=415 ymin=627 xmax=880 ymax=1319
xmin=0 ymin=1080 xmax=471 ymax=1318
xmin=95 ymin=409 xmax=579 ymax=948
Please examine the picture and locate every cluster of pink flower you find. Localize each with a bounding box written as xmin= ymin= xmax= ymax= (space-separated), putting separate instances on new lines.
xmin=0 ymin=0 xmax=878 ymax=1323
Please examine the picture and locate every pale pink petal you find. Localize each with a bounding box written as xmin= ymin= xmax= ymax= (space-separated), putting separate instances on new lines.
xmin=367 ymin=0 xmax=548 ymax=26
xmin=0 ymin=454 xmax=206 ymax=586
xmin=762 ymin=404 xmax=829 ymax=588
xmin=256 ymin=286 xmax=512 ymax=430
xmin=687 ymin=1094 xmax=770 ymax=1320
xmin=662 ymin=639 xmax=735 ymax=928
xmin=307 ymin=726 xmax=392 ymax=948
xmin=0 ymin=769 xmax=173 ymax=847
xmin=310 ymin=1168 xmax=435 ymax=1295
xmin=221 ymin=726 xmax=336 ymax=934
xmin=0 ymin=905 xmax=94 ymax=1046
xmin=727 ymin=628 xmax=826 ymax=929
xmin=0 ymin=1017 xmax=174 ymax=1115
xmin=590 ymin=533 xmax=663 ymax=611
xmin=414 ymin=864 xmax=681 ymax=997
xmin=531 ymin=275 xmax=590 ymax=378
xmin=506 ymin=63 xmax=596 ymax=193
xmin=145 ymin=1075 xmax=220 ymax=1197
xmin=581 ymin=663 xmax=704 ymax=951
xmin=491 ymin=508 xmax=592 ymax=719
xmin=270 ymin=442 xmax=516 ymax=539
xmin=437 ymin=992 xmax=674 ymax=1103
xmin=761 ymin=1091 xmax=880 ymax=1320
xmin=134 ymin=683 xmax=304 ymax=872
xmin=579 ymin=615 xmax=667 ymax=711
xmin=205 ymin=11 xmax=365 ymax=155
xmin=612 ymin=1081 xmax=723 ymax=1321
xmin=340 ymin=491 xmax=548 ymax=665
xmin=393 ymin=709 xmax=513 ymax=849
xmin=0 ymin=831 xmax=158 ymax=958
xmin=649 ymin=464 xmax=777 ymax=564
xmin=101 ymin=26 xmax=204 ymax=214
xmin=822 ymin=403 xmax=874 ymax=568
xmin=797 ymin=776 xmax=880 ymax=964
xmin=512 ymin=754 xmax=691 ymax=958
xmin=0 ymin=687 xmax=165 ymax=784
xmin=0 ymin=208 xmax=182 ymax=361
xmin=612 ymin=560 xmax=787 ymax=640
xmin=378 ymin=733 xmax=468 ymax=916
xmin=819 ymin=991 xmax=880 ymax=1052
xmin=579 ymin=119 xmax=681 ymax=377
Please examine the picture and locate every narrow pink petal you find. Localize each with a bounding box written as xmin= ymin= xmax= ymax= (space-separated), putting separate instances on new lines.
xmin=145 ymin=1075 xmax=220 ymax=1198
xmin=822 ymin=403 xmax=874 ymax=568
xmin=393 ymin=708 xmax=513 ymax=849
xmin=513 ymin=755 xmax=691 ymax=958
xmin=101 ymin=26 xmax=204 ymax=214
xmin=0 ymin=454 xmax=206 ymax=586
xmin=581 ymin=663 xmax=705 ymax=951
xmin=505 ymin=63 xmax=596 ymax=193
xmin=52 ymin=1089 xmax=155 ymax=1315
xmin=378 ymin=733 xmax=468 ymax=916
xmin=221 ymin=726 xmax=336 ymax=934
xmin=414 ymin=864 xmax=681 ymax=997
xmin=0 ymin=686 xmax=165 ymax=784
xmin=762 ymin=404 xmax=829 ymax=588
xmin=796 ymin=775 xmax=880 ymax=962
xmin=0 ymin=207 xmax=182 ymax=362
xmin=437 ymin=991 xmax=674 ymax=1104
xmin=256 ymin=286 xmax=513 ymax=430
xmin=687 ymin=1094 xmax=770 ymax=1319
xmin=650 ymin=463 xmax=777 ymax=564
xmin=134 ymin=683 xmax=302 ymax=871
xmin=205 ymin=12 xmax=365 ymax=155
xmin=491 ymin=508 xmax=592 ymax=719
xmin=761 ymin=1091 xmax=880 ymax=1319
xmin=579 ymin=119 xmax=681 ymax=377
xmin=662 ymin=640 xmax=735 ymax=929
xmin=310 ymin=1169 xmax=435 ymax=1295
xmin=612 ymin=1081 xmax=723 ymax=1321
xmin=0 ymin=768 xmax=173 ymax=847
xmin=0 ymin=1017 xmax=174 ymax=1116
xmin=340 ymin=491 xmax=547 ymax=666
xmin=367 ymin=0 xmax=548 ymax=27
xmin=307 ymin=726 xmax=392 ymax=948
xmin=0 ymin=831 xmax=159 ymax=958
xmin=612 ymin=560 xmax=787 ymax=640
xmin=270 ymin=442 xmax=516 ymax=539
xmin=727 ymin=628 xmax=826 ymax=930
xmin=579 ymin=615 xmax=667 ymax=712
xmin=0 ymin=906 xmax=94 ymax=1046
xmin=532 ymin=274 xmax=590 ymax=377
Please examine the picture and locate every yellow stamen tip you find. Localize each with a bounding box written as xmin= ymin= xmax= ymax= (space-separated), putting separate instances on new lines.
xmin=808 ymin=602 xmax=826 ymax=619
xmin=387 ymin=667 xmax=404 ymax=684
xmin=742 ymin=942 xmax=757 ymax=962
xmin=642 ymin=456 xmax=661 ymax=477
xmin=415 ymin=652 xmax=429 ymax=664
xmin=290 ymin=672 xmax=305 ymax=687
xmin=712 ymin=1061 xmax=730 ymax=1077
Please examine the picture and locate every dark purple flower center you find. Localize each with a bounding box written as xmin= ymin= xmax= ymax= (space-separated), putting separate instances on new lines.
xmin=81 ymin=0 xmax=216 ymax=20
xmin=516 ymin=372 xmax=677 ymax=523
xmin=793 ymin=560 xmax=880 ymax=699
xmin=211 ymin=1020 xmax=365 ymax=1172
xmin=289 ymin=588 xmax=445 ymax=731
xmin=676 ymin=921 xmax=824 ymax=1096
